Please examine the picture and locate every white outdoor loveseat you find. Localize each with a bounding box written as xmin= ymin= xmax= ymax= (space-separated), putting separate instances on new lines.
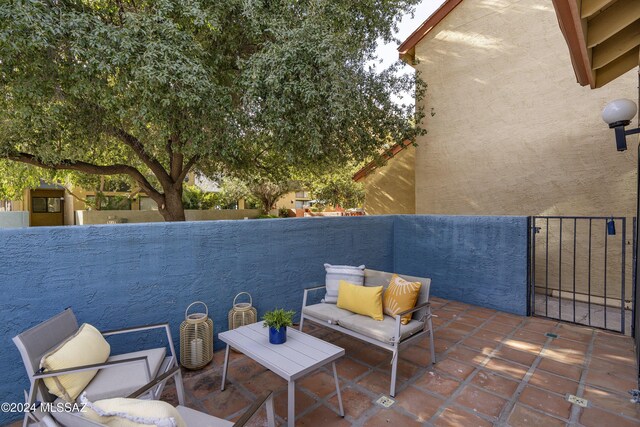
xmin=300 ymin=269 xmax=435 ymax=397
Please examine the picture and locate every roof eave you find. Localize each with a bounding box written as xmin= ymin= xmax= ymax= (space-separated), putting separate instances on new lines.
xmin=352 ymin=140 xmax=414 ymax=182
xmin=552 ymin=0 xmax=596 ymax=88
xmin=397 ymin=0 xmax=465 ymax=67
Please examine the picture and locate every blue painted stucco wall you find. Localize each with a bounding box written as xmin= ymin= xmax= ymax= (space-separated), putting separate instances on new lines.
xmin=393 ymin=215 xmax=529 ymax=315
xmin=0 ymin=215 xmax=528 ymax=424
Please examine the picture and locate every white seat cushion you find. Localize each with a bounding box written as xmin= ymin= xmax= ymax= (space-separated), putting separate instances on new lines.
xmin=302 ymin=303 xmax=355 ymax=324
xmin=176 ymin=406 xmax=233 ymax=427
xmin=338 ymin=314 xmax=425 ymax=344
xmin=83 ymin=348 xmax=166 ymax=401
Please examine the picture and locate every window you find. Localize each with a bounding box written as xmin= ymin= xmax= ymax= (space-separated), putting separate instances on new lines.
xmin=295 ymin=191 xmax=309 ymax=199
xmin=32 ymin=197 xmax=61 ymax=213
xmin=295 ymin=200 xmax=313 ymax=209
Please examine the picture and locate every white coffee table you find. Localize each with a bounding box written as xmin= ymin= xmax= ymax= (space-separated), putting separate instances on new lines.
xmin=219 ymin=322 xmax=345 ymax=427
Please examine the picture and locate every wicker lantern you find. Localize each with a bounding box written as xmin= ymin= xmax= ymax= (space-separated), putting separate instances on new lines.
xmin=180 ymin=301 xmax=213 ymax=370
xmin=228 ymin=292 xmax=258 ymax=330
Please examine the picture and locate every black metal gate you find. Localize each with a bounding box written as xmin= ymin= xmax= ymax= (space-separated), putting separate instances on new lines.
xmin=530 ymin=216 xmax=632 ymax=334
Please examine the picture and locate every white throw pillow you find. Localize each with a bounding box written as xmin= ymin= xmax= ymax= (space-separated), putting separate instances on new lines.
xmin=40 ymin=323 xmax=111 ymax=401
xmin=323 ymin=263 xmax=365 ymax=303
xmin=80 ymin=394 xmax=186 ymax=427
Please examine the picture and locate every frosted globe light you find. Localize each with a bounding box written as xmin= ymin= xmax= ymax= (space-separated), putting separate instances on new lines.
xmin=602 ymin=99 xmax=637 ymax=125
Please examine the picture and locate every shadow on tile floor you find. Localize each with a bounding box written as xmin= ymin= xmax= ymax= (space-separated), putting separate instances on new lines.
xmin=6 ymin=298 xmax=640 ymax=426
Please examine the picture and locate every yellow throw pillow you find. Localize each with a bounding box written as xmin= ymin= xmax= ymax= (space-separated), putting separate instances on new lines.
xmin=337 ymin=280 xmax=383 ymax=321
xmin=80 ymin=395 xmax=187 ymax=427
xmin=40 ymin=323 xmax=110 ymax=401
xmin=383 ymin=274 xmax=422 ymax=324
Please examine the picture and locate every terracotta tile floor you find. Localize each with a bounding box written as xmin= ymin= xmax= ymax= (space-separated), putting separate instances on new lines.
xmin=6 ymin=298 xmax=639 ymax=426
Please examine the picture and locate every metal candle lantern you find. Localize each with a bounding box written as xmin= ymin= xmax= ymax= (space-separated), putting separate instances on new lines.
xmin=228 ymin=292 xmax=258 ymax=330
xmin=180 ymin=301 xmax=213 ymax=370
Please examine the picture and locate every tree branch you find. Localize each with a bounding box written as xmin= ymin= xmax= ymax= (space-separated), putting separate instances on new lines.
xmin=106 ymin=127 xmax=172 ymax=187
xmin=61 ymin=185 xmax=93 ymax=206
xmin=168 ymin=133 xmax=182 ymax=182
xmin=174 ymin=155 xmax=199 ymax=188
xmin=8 ymin=152 xmax=164 ymax=203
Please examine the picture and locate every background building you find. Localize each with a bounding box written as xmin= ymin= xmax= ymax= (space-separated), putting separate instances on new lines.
xmin=359 ymin=0 xmax=638 ymax=330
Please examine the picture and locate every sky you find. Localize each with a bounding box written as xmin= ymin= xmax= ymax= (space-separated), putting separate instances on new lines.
xmin=374 ymin=0 xmax=446 ymax=105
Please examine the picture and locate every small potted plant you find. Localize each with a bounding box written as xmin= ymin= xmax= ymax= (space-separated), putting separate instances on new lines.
xmin=262 ymin=308 xmax=295 ymax=344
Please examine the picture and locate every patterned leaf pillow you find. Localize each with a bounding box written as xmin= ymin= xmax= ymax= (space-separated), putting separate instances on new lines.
xmin=383 ymin=274 xmax=422 ymax=324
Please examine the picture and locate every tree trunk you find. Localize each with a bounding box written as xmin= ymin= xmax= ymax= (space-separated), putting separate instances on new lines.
xmin=259 ymin=196 xmax=274 ymax=216
xmin=159 ymin=185 xmax=186 ymax=221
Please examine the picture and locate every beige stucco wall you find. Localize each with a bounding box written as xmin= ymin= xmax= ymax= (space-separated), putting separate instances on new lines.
xmin=275 ymin=192 xmax=296 ymax=210
xmin=75 ymin=209 xmax=261 ymax=224
xmin=414 ymin=0 xmax=636 ymax=217
xmin=361 ymin=146 xmax=416 ymax=214
xmin=412 ymin=0 xmax=637 ymax=303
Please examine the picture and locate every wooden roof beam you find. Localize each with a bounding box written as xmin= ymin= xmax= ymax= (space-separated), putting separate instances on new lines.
xmin=553 ymin=0 xmax=596 ymax=87
xmin=592 ymin=23 xmax=640 ymax=69
xmin=581 ymin=0 xmax=616 ymax=20
xmin=587 ymin=0 xmax=640 ymax=48
xmin=397 ymin=0 xmax=463 ymax=65
xmin=595 ymin=47 xmax=639 ymax=87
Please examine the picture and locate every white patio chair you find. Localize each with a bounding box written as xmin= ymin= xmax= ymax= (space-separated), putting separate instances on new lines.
xmin=13 ymin=308 xmax=185 ymax=427
xmin=31 ymin=367 xmax=275 ymax=427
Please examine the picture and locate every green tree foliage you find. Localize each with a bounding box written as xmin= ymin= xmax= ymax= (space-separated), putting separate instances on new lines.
xmin=248 ymin=180 xmax=299 ymax=215
xmin=0 ymin=0 xmax=425 ymax=221
xmin=181 ymin=185 xmax=221 ymax=210
xmin=217 ymin=178 xmax=251 ymax=209
xmin=0 ymin=160 xmax=42 ymax=200
xmin=307 ymin=168 xmax=365 ymax=209
xmin=217 ymin=176 xmax=297 ymax=215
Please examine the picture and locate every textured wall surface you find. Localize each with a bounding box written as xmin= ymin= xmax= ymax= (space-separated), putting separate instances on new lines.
xmin=0 ymin=215 xmax=528 ymax=423
xmin=393 ymin=215 xmax=529 ymax=315
xmin=0 ymin=217 xmax=393 ymax=422
xmin=361 ymin=146 xmax=416 ymax=215
xmin=413 ymin=0 xmax=636 ymax=218
xmin=76 ymin=209 xmax=262 ymax=224
xmin=408 ymin=0 xmax=637 ymax=309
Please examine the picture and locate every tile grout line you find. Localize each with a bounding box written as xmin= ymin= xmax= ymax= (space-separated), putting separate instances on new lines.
xmin=346 ymin=300 xmax=480 ymax=426
xmin=568 ymin=329 xmax=596 ymax=425
xmin=313 ymin=340 xmax=431 ymax=426
xmin=494 ymin=322 xmax=561 ymax=425
xmin=351 ymin=301 xmax=497 ymax=424
xmin=209 ymin=307 xmax=626 ymax=427
xmin=210 ymin=313 xmax=518 ymax=424
xmin=425 ymin=308 xmax=527 ymax=424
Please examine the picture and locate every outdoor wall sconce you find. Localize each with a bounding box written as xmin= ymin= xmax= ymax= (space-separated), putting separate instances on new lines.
xmin=601 ymin=98 xmax=640 ymax=151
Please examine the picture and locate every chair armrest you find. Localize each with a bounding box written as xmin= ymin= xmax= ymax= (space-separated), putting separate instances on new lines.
xmin=392 ymin=302 xmax=432 ymax=344
xmin=233 ymin=390 xmax=274 ymax=427
xmin=101 ymin=322 xmax=179 ymax=367
xmin=101 ymin=322 xmax=169 ymax=336
xmin=34 ymin=356 xmax=152 ymax=379
xmin=395 ymin=301 xmax=431 ymax=318
xmin=303 ymin=284 xmax=326 ymax=292
xmin=302 ymin=285 xmax=327 ymax=310
xmin=127 ymin=365 xmax=181 ymax=398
